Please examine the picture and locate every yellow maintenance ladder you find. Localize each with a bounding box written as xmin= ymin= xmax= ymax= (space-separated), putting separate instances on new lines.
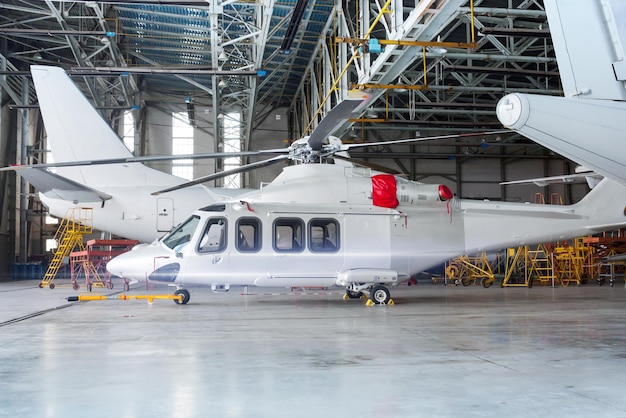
xmin=39 ymin=208 xmax=93 ymax=289
xmin=444 ymin=252 xmax=496 ymax=287
xmin=501 ymin=245 xmax=553 ymax=287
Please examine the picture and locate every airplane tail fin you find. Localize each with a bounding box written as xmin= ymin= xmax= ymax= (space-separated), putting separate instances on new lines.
xmin=545 ymin=0 xmax=626 ymax=100
xmin=31 ymin=65 xmax=178 ymax=189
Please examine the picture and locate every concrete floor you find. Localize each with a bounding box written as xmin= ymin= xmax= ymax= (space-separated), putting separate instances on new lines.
xmin=0 ymin=279 xmax=625 ymax=418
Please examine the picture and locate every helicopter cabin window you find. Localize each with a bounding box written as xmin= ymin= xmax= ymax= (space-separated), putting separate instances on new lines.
xmin=309 ymin=219 xmax=339 ymax=252
xmin=237 ymin=217 xmax=261 ymax=252
xmin=273 ymin=218 xmax=304 ymax=252
xmin=197 ymin=218 xmax=227 ymax=253
xmin=162 ymin=215 xmax=201 ymax=251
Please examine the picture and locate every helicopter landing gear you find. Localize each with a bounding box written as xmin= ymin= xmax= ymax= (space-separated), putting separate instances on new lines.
xmin=369 ymin=285 xmax=392 ymax=305
xmin=173 ymin=288 xmax=190 ymax=305
xmin=344 ymin=283 xmax=394 ymax=305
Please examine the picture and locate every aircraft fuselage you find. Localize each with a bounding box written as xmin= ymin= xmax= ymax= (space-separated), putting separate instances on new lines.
xmin=107 ymin=164 xmax=626 ymax=299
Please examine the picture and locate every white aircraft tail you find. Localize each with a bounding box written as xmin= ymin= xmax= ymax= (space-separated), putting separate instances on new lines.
xmin=496 ymin=0 xmax=626 ymax=183
xmin=545 ymin=0 xmax=626 ymax=101
xmin=31 ymin=65 xmax=179 ymax=189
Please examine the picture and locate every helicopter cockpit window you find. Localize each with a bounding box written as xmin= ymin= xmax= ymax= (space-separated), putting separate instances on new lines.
xmin=273 ymin=218 xmax=304 ymax=253
xmin=237 ymin=217 xmax=261 ymax=252
xmin=162 ymin=215 xmax=201 ymax=251
xmin=197 ymin=218 xmax=227 ymax=253
xmin=309 ymin=219 xmax=339 ymax=253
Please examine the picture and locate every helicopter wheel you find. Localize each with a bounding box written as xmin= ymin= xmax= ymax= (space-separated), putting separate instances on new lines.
xmin=174 ymin=289 xmax=190 ymax=305
xmin=370 ymin=285 xmax=391 ymax=305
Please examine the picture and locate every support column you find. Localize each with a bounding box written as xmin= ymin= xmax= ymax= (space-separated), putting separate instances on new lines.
xmin=18 ymin=76 xmax=28 ymax=262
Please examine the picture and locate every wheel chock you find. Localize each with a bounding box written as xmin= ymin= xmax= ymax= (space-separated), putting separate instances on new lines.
xmin=365 ymin=298 xmax=395 ymax=306
xmin=342 ymin=294 xmax=349 ymax=300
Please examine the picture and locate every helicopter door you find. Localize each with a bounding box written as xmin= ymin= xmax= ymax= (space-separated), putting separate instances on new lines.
xmin=343 ymin=214 xmax=390 ymax=270
xmin=227 ymin=217 xmax=266 ymax=285
xmin=185 ymin=217 xmax=229 ymax=283
xmin=156 ymin=198 xmax=174 ymax=232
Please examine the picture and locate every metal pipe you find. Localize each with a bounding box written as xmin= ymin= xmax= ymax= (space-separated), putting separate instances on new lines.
xmin=458 ymin=7 xmax=547 ymax=18
xmin=70 ymin=67 xmax=262 ymax=76
xmin=0 ymin=28 xmax=114 ymax=36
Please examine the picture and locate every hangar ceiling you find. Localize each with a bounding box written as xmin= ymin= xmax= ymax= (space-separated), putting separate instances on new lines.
xmin=0 ymin=0 xmax=556 ymax=161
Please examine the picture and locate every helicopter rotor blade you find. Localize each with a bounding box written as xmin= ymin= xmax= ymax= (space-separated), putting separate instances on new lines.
xmin=151 ymin=155 xmax=289 ymax=195
xmin=0 ymin=149 xmax=289 ymax=172
xmin=307 ymin=90 xmax=374 ymax=151
xmin=339 ymin=130 xmax=511 ymax=151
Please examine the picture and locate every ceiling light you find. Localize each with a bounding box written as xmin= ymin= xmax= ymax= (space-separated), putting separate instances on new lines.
xmin=218 ymin=51 xmax=227 ymax=62
xmin=430 ymin=35 xmax=448 ymax=54
xmin=218 ymin=79 xmax=228 ymax=89
xmin=430 ymin=46 xmax=448 ymax=54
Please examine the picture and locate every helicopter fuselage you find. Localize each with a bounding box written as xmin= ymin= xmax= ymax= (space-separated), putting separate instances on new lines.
xmin=107 ymin=164 xmax=626 ymax=304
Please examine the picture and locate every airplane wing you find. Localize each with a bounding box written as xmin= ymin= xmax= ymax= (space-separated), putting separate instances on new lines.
xmin=14 ymin=167 xmax=112 ymax=202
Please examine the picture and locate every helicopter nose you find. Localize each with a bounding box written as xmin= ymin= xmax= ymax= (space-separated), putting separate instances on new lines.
xmin=106 ymin=251 xmax=146 ymax=281
xmin=106 ymin=243 xmax=169 ymax=282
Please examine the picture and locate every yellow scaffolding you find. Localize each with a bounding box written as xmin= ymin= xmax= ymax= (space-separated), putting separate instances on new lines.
xmin=444 ymin=252 xmax=497 ymax=288
xmin=39 ymin=208 xmax=93 ymax=289
xmin=501 ymin=246 xmax=534 ymax=287
xmin=501 ymin=239 xmax=594 ymax=288
xmin=527 ymin=244 xmax=554 ymax=286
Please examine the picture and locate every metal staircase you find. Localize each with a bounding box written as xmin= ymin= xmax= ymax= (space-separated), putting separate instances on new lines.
xmin=39 ymin=208 xmax=93 ymax=289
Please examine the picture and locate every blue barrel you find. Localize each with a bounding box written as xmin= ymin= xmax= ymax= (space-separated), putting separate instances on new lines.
xmin=10 ymin=263 xmax=25 ymax=279
xmin=10 ymin=263 xmax=18 ymax=279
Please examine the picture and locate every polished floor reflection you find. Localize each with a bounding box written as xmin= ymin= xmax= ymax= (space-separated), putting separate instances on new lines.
xmin=0 ymin=279 xmax=625 ymax=417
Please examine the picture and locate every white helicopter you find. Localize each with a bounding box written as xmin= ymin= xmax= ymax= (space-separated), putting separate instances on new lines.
xmin=496 ymin=0 xmax=626 ymax=184
xmin=106 ymin=142 xmax=626 ymax=305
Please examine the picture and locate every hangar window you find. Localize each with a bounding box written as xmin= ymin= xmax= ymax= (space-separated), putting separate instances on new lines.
xmin=122 ymin=110 xmax=135 ymax=152
xmin=198 ymin=218 xmax=227 ymax=253
xmin=172 ymin=112 xmax=194 ymax=180
xmin=273 ymin=218 xmax=304 ymax=252
xmin=309 ymin=219 xmax=339 ymax=252
xmin=237 ymin=217 xmax=261 ymax=252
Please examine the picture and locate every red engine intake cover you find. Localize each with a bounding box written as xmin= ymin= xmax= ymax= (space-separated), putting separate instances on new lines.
xmin=372 ymin=174 xmax=399 ymax=208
